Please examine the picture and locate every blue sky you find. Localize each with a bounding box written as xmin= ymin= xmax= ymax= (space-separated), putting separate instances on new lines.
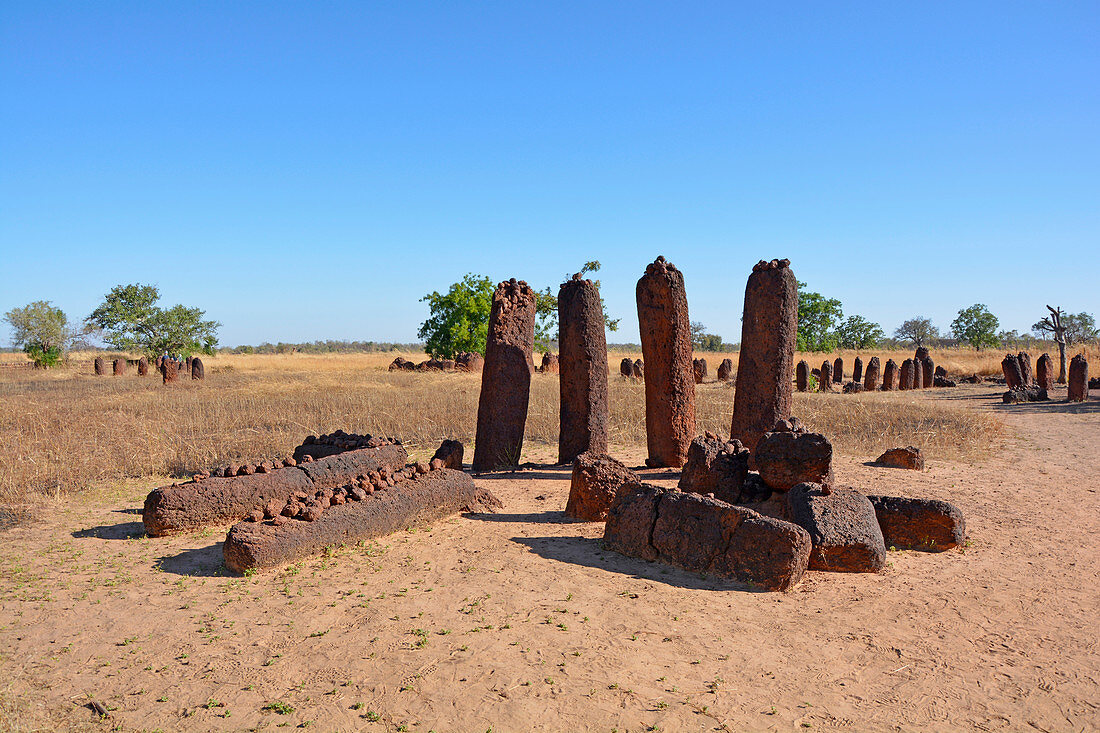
xmin=2 ymin=2 xmax=1097 ymax=347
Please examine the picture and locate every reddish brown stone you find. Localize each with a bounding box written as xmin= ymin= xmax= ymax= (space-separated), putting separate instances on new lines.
xmin=540 ymin=352 xmax=559 ymax=374
xmin=191 ymin=357 xmax=204 ymax=380
xmin=1068 ymin=354 xmax=1089 ymax=402
xmin=472 ymin=279 xmax=537 ymax=471
xmin=162 ymin=359 xmax=178 ymax=384
xmin=1017 ymin=352 xmax=1033 ymax=386
xmin=921 ymin=356 xmax=934 ymax=388
xmin=603 ymin=482 xmax=812 ymax=592
xmin=842 ymin=381 xmax=863 ymax=393
xmin=677 ymin=433 xmax=749 ymax=504
xmin=223 ymin=469 xmax=501 ymax=573
xmin=455 ymin=352 xmax=484 ymax=373
xmin=558 ymin=276 xmax=610 ymax=463
xmin=1002 ymin=386 xmax=1048 ymax=403
xmin=819 ymin=360 xmax=833 ymax=391
xmin=389 ymin=356 xmax=410 ymax=371
xmin=94 ymin=357 xmax=106 ymax=376
xmin=864 ymin=356 xmax=881 ymax=391
xmin=632 ymin=359 xmax=644 ymax=378
xmin=692 ymin=358 xmax=707 ymax=384
xmin=795 ymin=360 xmax=809 ymax=392
xmin=717 ymin=358 xmax=733 ymax=382
xmin=881 ymin=359 xmax=898 ymax=391
xmin=1036 ymin=353 xmax=1054 ymax=391
xmin=431 ymin=439 xmax=464 ymax=470
xmin=787 ymin=483 xmax=886 ymax=573
xmin=1001 ymin=355 xmax=1024 ymax=390
xmin=754 ymin=423 xmax=833 ymax=491
xmin=620 ymin=357 xmax=634 ymax=377
xmin=832 ymin=357 xmax=843 ymax=383
xmin=899 ymin=359 xmax=914 ymax=390
xmin=137 ymin=357 xmax=149 ymax=376
xmin=852 ymin=356 xmax=863 ymax=383
xmin=730 ymin=259 xmax=797 ymax=457
xmin=565 ymin=452 xmax=638 ymax=521
xmin=636 ymin=257 xmax=695 ymax=467
xmin=913 ymin=358 xmax=924 ymax=390
xmin=867 ymin=495 xmax=965 ymax=551
xmin=112 ymin=359 xmax=125 ymax=376
xmin=915 ymin=346 xmax=930 ymax=362
xmin=875 ymin=446 xmax=924 ymax=470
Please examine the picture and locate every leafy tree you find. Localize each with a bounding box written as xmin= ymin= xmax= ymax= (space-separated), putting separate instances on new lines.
xmin=997 ymin=329 xmax=1023 ymax=349
xmin=86 ymin=284 xmax=220 ymax=357
xmin=1032 ymin=310 xmax=1097 ymax=345
xmin=690 ymin=321 xmax=725 ymax=351
xmin=893 ymin=317 xmax=939 ymax=348
xmin=796 ymin=281 xmax=843 ymax=352
xmin=417 ymin=274 xmax=495 ymax=358
xmin=4 ymin=300 xmax=76 ymax=368
xmin=837 ymin=315 xmax=884 ymax=349
xmin=951 ymin=304 xmax=1000 ymax=350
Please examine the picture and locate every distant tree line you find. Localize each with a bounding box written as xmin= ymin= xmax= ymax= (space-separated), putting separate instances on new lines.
xmin=226 ymin=340 xmax=424 ymax=355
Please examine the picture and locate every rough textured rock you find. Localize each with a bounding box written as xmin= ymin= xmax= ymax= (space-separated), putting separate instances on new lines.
xmin=915 ymin=346 xmax=930 ymax=362
xmin=819 ymin=360 xmax=833 ymax=391
xmin=1090 ymin=377 xmax=1100 ymax=390
xmin=540 ymin=352 xmax=559 ymax=374
xmin=557 ymin=275 xmax=610 ymax=464
xmin=730 ymin=259 xmax=797 ymax=457
xmin=677 ymin=433 xmax=749 ymax=504
xmin=431 ymin=439 xmax=464 ymax=470
xmin=620 ymin=357 xmax=634 ymax=378
xmin=223 ymin=469 xmax=501 ymax=573
xmin=875 ymin=446 xmax=924 ymax=470
xmin=162 ymin=359 xmax=178 ymax=384
xmin=113 ymin=359 xmax=126 ymax=376
xmin=795 ymin=360 xmax=809 ymax=392
xmin=692 ymin=358 xmax=707 ymax=384
xmin=867 ymin=495 xmax=965 ymax=551
xmin=921 ymin=357 xmax=935 ymax=388
xmin=297 ymin=445 xmax=410 ymax=489
xmin=852 ymin=357 xmax=863 ymax=384
xmin=842 ymin=381 xmax=863 ymax=394
xmin=754 ymin=424 xmax=833 ymax=491
xmin=191 ymin=358 xmax=204 ymax=380
xmin=934 ymin=376 xmax=957 ymax=388
xmin=912 ymin=358 xmax=923 ymax=390
xmin=1036 ymin=353 xmax=1054 ymax=391
xmin=636 ymin=257 xmax=695 ymax=467
xmin=603 ymin=482 xmax=812 ymax=591
xmin=1003 ymin=386 xmax=1049 ymax=403
xmin=389 ymin=356 xmax=410 ymax=371
xmin=1068 ymin=354 xmax=1088 ymax=402
xmin=717 ymin=358 xmax=733 ymax=382
xmin=832 ymin=357 xmax=844 ymax=383
xmin=787 ymin=483 xmax=886 ymax=573
xmin=899 ymin=359 xmax=915 ymax=390
xmin=565 ymin=452 xmax=639 ymax=521
xmin=632 ymin=359 xmax=644 ymax=379
xmin=472 ymin=279 xmax=537 ymax=472
xmin=137 ymin=357 xmax=149 ymax=376
xmin=864 ymin=356 xmax=881 ymax=391
xmin=1001 ymin=354 xmax=1024 ymax=390
xmin=1017 ymin=352 xmax=1033 ymax=386
xmin=455 ymin=352 xmax=484 ymax=373
xmin=881 ymin=359 xmax=898 ymax=391
xmin=94 ymin=357 xmax=106 ymax=376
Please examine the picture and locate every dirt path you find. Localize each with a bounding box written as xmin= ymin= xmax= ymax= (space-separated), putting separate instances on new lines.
xmin=1 ymin=386 xmax=1098 ymax=732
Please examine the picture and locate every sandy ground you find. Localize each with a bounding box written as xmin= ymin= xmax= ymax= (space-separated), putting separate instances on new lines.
xmin=1 ymin=385 xmax=1098 ymax=733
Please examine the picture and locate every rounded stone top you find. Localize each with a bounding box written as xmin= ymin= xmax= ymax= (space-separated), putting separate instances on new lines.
xmin=644 ymin=256 xmax=680 ymax=276
xmin=752 ymin=258 xmax=791 ymax=272
xmin=496 ymin=279 xmax=533 ymax=298
xmin=562 ymin=272 xmax=594 ymax=288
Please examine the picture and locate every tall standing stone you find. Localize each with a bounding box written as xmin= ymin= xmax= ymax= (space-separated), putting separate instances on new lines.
xmin=637 ymin=257 xmax=696 ymax=467
xmin=473 ymin=279 xmax=537 ymax=471
xmin=881 ymin=359 xmax=898 ymax=391
xmin=852 ymin=357 xmax=863 ymax=384
xmin=1036 ymin=353 xmax=1054 ymax=391
xmin=137 ymin=357 xmax=149 ymax=376
xmin=717 ymin=358 xmax=733 ymax=382
xmin=899 ymin=359 xmax=915 ymax=390
xmin=112 ymin=359 xmax=126 ymax=376
xmin=692 ymin=358 xmax=707 ymax=384
xmin=540 ymin=353 xmax=559 ymax=374
xmin=819 ymin=360 xmax=833 ymax=391
xmin=557 ymin=275 xmax=610 ymax=464
xmin=162 ymin=359 xmax=178 ymax=384
xmin=620 ymin=357 xmax=634 ymax=378
xmin=1001 ymin=355 xmax=1024 ymax=390
xmin=832 ymin=357 xmax=844 ymax=383
xmin=1067 ymin=354 xmax=1089 ymax=402
xmin=796 ymin=360 xmax=810 ymax=392
xmin=912 ymin=358 xmax=923 ymax=390
xmin=730 ymin=259 xmax=797 ymax=455
xmin=191 ymin=358 xmax=205 ymax=380
xmin=915 ymin=346 xmax=929 ymax=362
xmin=94 ymin=357 xmax=106 ymax=376
xmin=632 ymin=359 xmax=644 ymax=378
xmin=1017 ymin=352 xmax=1033 ymax=386
xmin=921 ymin=356 xmax=934 ymax=388
xmin=863 ymin=356 xmax=880 ymax=391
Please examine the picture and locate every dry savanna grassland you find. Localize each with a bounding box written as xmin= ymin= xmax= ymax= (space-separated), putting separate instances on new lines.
xmin=1 ymin=347 xmax=1098 ymax=732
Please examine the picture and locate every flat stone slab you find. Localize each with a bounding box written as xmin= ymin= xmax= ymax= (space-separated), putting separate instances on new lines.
xmin=867 ymin=494 xmax=966 ymax=551
xmin=787 ymin=483 xmax=886 ymax=573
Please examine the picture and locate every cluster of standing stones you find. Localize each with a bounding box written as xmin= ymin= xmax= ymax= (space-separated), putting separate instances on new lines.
xmin=795 ymin=346 xmax=952 ymax=395
xmin=388 ymin=352 xmax=485 ymax=373
xmin=1001 ymin=350 xmax=1090 ymax=403
xmin=93 ymin=355 xmax=204 ymax=383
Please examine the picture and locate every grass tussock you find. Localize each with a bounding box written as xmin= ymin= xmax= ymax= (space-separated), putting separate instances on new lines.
xmin=0 ymin=349 xmax=1021 ymax=504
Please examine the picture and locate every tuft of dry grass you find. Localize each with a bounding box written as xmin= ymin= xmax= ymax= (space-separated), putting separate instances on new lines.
xmin=0 ymin=349 xmax=1018 ymax=505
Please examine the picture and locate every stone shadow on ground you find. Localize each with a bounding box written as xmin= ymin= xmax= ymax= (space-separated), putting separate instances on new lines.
xmin=73 ymin=520 xmax=145 ymax=540
xmin=466 ymin=510 xmax=569 ymax=524
xmin=472 ymin=471 xmax=569 ymax=482
xmin=512 ymin=534 xmax=769 ymax=593
xmin=157 ymin=543 xmax=226 ymax=577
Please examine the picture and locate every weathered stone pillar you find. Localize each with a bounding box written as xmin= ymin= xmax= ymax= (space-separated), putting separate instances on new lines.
xmin=632 ymin=359 xmax=644 ymax=378
xmin=557 ymin=275 xmax=610 ymax=464
xmin=819 ymin=360 xmax=833 ymax=391
xmin=852 ymin=357 xmax=863 ymax=383
xmin=637 ymin=257 xmax=696 ymax=467
xmin=921 ymin=356 xmax=934 ymax=388
xmin=472 ymin=279 xmax=537 ymax=471
xmin=881 ymin=359 xmax=898 ymax=391
xmin=832 ymin=357 xmax=843 ymax=383
xmin=1067 ymin=354 xmax=1089 ymax=402
xmin=730 ymin=259 xmax=797 ymax=455
xmin=693 ymin=358 xmax=707 ymax=384
xmin=1017 ymin=352 xmax=1033 ymax=386
xmin=795 ymin=360 xmax=809 ymax=392
xmin=540 ymin=353 xmax=559 ymax=374
xmin=191 ymin=358 xmax=205 ymax=380
xmin=620 ymin=357 xmax=634 ymax=378
xmin=863 ymin=356 xmax=880 ymax=391
xmin=912 ymin=358 xmax=923 ymax=390
xmin=162 ymin=359 xmax=179 ymax=384
xmin=717 ymin=358 xmax=733 ymax=382
xmin=899 ymin=359 xmax=915 ymax=390
xmin=1036 ymin=353 xmax=1054 ymax=391
xmin=94 ymin=357 xmax=106 ymax=375
xmin=137 ymin=357 xmax=149 ymax=376
xmin=915 ymin=346 xmax=929 ymax=362
xmin=113 ymin=359 xmax=126 ymax=376
xmin=1001 ymin=355 xmax=1024 ymax=390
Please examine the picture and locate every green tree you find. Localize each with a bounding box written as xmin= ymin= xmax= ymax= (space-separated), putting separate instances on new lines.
xmin=4 ymin=300 xmax=74 ymax=368
xmin=796 ymin=281 xmax=843 ymax=352
xmin=86 ymin=284 xmax=220 ymax=357
xmin=689 ymin=321 xmax=724 ymax=351
xmin=951 ymin=304 xmax=1000 ymax=350
xmin=1032 ymin=311 xmax=1097 ymax=345
xmin=893 ymin=317 xmax=939 ymax=348
xmin=417 ymin=274 xmax=495 ymax=358
xmin=837 ymin=315 xmax=884 ymax=349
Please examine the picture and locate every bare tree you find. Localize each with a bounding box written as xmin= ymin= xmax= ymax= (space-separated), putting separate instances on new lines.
xmin=1045 ymin=305 xmax=1068 ymax=383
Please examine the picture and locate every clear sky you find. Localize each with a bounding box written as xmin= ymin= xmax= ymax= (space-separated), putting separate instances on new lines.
xmin=2 ymin=2 xmax=1097 ymax=347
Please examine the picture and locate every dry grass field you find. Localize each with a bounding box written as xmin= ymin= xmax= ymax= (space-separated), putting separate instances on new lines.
xmin=0 ymin=347 xmax=1045 ymax=507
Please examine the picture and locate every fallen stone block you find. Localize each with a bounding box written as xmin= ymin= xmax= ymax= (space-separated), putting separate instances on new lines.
xmin=754 ymin=421 xmax=833 ymax=491
xmin=1002 ymin=386 xmax=1049 ymax=403
xmin=565 ymin=452 xmax=639 ymax=521
xmin=842 ymin=381 xmax=863 ymax=394
xmin=603 ymin=482 xmax=812 ymax=591
xmin=223 ymin=468 xmax=501 ymax=573
xmin=431 ymin=439 xmax=464 ymax=470
xmin=787 ymin=483 xmax=886 ymax=573
xmin=866 ymin=495 xmax=965 ymax=552
xmin=875 ymin=446 xmax=924 ymax=470
xmin=677 ymin=433 xmax=749 ymax=504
